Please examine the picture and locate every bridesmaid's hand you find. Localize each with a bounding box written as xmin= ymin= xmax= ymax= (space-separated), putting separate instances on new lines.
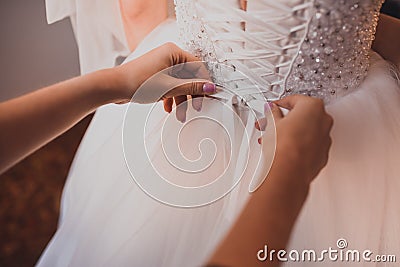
xmin=110 ymin=43 xmax=216 ymax=121
xmin=0 ymin=43 xmax=216 ymax=172
xmin=207 ymin=95 xmax=332 ymax=267
xmin=261 ymin=95 xmax=333 ymax=187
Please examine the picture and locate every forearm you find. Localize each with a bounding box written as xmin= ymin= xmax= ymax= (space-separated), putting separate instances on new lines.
xmin=207 ymin=96 xmax=332 ymax=267
xmin=373 ymin=14 xmax=400 ymax=68
xmin=0 ymin=42 xmax=210 ymax=174
xmin=0 ymin=69 xmax=118 ymax=173
xmin=207 ymin=154 xmax=310 ymax=267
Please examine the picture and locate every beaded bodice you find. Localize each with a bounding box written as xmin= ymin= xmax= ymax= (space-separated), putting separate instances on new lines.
xmin=175 ymin=0 xmax=383 ymax=103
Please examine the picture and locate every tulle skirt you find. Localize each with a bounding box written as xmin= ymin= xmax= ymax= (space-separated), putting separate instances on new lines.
xmin=37 ymin=21 xmax=400 ymax=267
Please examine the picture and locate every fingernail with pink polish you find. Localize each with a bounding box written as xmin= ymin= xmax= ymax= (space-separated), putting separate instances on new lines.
xmin=203 ymin=83 xmax=216 ymax=93
xmin=192 ymin=98 xmax=202 ymax=112
xmin=264 ymin=102 xmax=273 ymax=112
xmin=178 ymin=116 xmax=186 ymax=123
xmin=269 ymin=102 xmax=275 ymax=109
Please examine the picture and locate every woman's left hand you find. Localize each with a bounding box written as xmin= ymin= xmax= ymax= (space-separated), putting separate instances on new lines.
xmin=111 ymin=43 xmax=216 ymax=122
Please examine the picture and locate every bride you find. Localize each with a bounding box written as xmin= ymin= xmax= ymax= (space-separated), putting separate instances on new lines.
xmin=39 ymin=0 xmax=400 ymax=266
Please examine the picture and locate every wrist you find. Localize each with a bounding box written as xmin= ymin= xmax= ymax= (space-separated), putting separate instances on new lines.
xmin=90 ymin=67 xmax=134 ymax=105
xmin=264 ymin=143 xmax=311 ymax=200
xmin=278 ymin=138 xmax=316 ymax=185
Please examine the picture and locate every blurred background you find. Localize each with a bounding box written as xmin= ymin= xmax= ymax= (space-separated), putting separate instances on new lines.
xmin=0 ymin=0 xmax=83 ymax=266
xmin=0 ymin=0 xmax=399 ymax=266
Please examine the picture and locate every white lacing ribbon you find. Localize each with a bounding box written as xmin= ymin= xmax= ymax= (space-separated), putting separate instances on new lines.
xmin=192 ymin=0 xmax=313 ymax=102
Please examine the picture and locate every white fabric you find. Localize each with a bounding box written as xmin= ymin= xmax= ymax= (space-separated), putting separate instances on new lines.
xmin=176 ymin=0 xmax=384 ymax=103
xmin=45 ymin=0 xmax=176 ymax=74
xmin=45 ymin=0 xmax=129 ymax=74
xmin=40 ymin=1 xmax=400 ymax=266
xmin=176 ymin=0 xmax=313 ymax=100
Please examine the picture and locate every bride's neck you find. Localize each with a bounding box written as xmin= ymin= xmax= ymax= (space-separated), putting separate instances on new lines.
xmin=119 ymin=0 xmax=168 ymax=52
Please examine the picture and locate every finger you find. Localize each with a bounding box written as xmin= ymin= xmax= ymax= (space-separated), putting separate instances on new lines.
xmin=174 ymin=95 xmax=188 ymax=123
xmin=256 ymin=102 xmax=280 ymax=132
xmin=160 ymin=43 xmax=200 ymax=66
xmin=172 ymin=46 xmax=201 ymax=64
xmin=273 ymin=95 xmax=309 ymax=110
xmin=265 ymin=102 xmax=283 ymax=122
xmin=162 ymin=44 xmax=212 ymax=81
xmin=170 ymin=46 xmax=212 ymax=80
xmin=191 ymin=95 xmax=203 ymax=112
xmin=177 ymin=61 xmax=212 ymax=81
xmin=255 ymin=118 xmax=267 ymax=131
xmin=166 ymin=81 xmax=216 ymax=98
xmin=239 ymin=0 xmax=247 ymax=10
xmin=163 ymin=98 xmax=173 ymax=113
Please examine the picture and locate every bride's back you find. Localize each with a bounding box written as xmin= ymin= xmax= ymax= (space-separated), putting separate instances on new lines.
xmin=175 ymin=0 xmax=383 ymax=103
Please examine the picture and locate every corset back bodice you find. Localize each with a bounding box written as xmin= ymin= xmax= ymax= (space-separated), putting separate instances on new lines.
xmin=175 ymin=0 xmax=383 ymax=103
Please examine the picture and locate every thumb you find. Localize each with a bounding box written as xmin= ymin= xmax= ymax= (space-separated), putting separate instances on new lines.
xmin=166 ymin=79 xmax=216 ymax=98
xmin=256 ymin=102 xmax=283 ymax=132
xmin=273 ymin=95 xmax=308 ymax=110
xmin=265 ymin=102 xmax=283 ymax=122
xmin=257 ymin=102 xmax=283 ymax=146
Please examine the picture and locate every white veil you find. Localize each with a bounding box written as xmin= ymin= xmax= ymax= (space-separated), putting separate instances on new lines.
xmin=45 ymin=0 xmax=176 ymax=74
xmin=45 ymin=0 xmax=129 ymax=74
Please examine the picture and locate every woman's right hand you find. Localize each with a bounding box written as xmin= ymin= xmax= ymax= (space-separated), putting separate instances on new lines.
xmin=264 ymin=95 xmax=333 ymax=187
xmin=208 ymin=95 xmax=333 ymax=267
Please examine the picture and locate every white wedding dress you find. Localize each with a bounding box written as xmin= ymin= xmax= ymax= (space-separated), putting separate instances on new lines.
xmin=39 ymin=0 xmax=400 ymax=266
